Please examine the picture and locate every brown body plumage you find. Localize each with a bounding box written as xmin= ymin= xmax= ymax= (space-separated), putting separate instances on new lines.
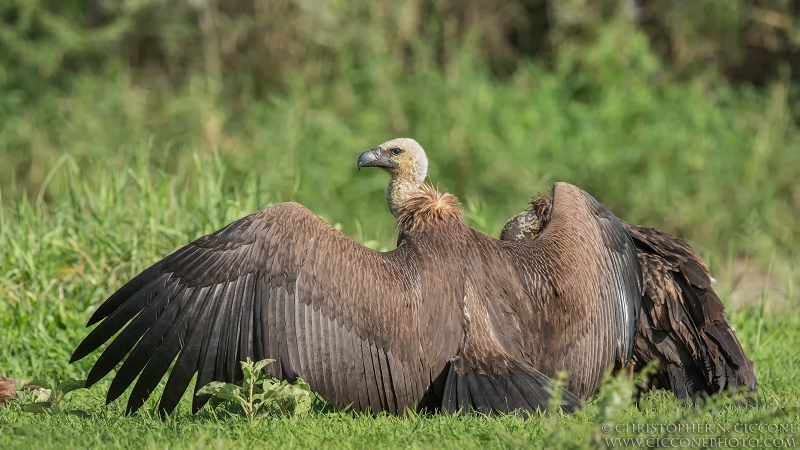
xmin=0 ymin=378 xmax=16 ymax=406
xmin=71 ymin=139 xmax=641 ymax=416
xmin=502 ymin=193 xmax=757 ymax=400
xmin=0 ymin=376 xmax=31 ymax=406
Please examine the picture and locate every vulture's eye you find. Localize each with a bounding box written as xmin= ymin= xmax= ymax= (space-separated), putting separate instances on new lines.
xmin=390 ymin=148 xmax=403 ymax=156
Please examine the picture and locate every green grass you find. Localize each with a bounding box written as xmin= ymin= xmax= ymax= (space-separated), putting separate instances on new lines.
xmin=1 ymin=21 xmax=799 ymax=449
xmin=0 ymin=146 xmax=799 ymax=449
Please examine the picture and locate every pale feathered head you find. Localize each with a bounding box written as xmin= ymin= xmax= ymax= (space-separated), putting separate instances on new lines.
xmin=356 ymin=138 xmax=428 ymax=184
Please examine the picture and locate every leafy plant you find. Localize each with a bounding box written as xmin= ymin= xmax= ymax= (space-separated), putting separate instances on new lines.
xmin=197 ymin=358 xmax=315 ymax=420
xmin=17 ymin=374 xmax=86 ymax=416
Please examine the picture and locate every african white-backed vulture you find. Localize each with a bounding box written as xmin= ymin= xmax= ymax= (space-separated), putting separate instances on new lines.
xmin=501 ymin=196 xmax=757 ymax=400
xmin=71 ymin=138 xmax=641 ymax=416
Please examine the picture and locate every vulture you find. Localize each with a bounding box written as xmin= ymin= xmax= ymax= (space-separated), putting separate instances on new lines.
xmin=71 ymin=138 xmax=642 ymax=417
xmin=501 ymin=196 xmax=757 ymax=400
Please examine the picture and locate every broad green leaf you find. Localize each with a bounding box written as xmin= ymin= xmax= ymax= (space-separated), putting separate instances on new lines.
xmin=213 ymin=393 xmax=243 ymax=403
xmin=260 ymin=390 xmax=278 ymax=400
xmin=294 ymin=395 xmax=312 ymax=415
xmin=294 ymin=378 xmax=311 ymax=391
xmin=252 ymin=359 xmax=275 ymax=373
xmin=58 ymin=379 xmax=86 ymax=395
xmin=219 ymin=384 xmax=243 ymax=396
xmin=259 ymin=379 xmax=278 ymax=391
xmin=27 ymin=379 xmax=52 ymax=390
xmin=197 ymin=381 xmax=227 ymax=396
xmin=22 ymin=402 xmax=52 ymax=414
xmin=240 ymin=358 xmax=256 ymax=379
xmin=211 ymin=392 xmax=239 ymax=401
xmin=26 ymin=389 xmax=52 ymax=403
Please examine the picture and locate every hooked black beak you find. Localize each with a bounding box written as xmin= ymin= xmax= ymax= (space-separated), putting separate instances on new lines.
xmin=357 ymin=148 xmax=399 ymax=170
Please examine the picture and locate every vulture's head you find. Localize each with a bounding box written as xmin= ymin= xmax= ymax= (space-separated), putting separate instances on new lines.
xmin=357 ymin=138 xmax=428 ymax=185
xmin=358 ymin=138 xmax=431 ymax=218
xmin=500 ymin=196 xmax=552 ymax=241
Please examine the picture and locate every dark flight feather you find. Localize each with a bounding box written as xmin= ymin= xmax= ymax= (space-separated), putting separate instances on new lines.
xmin=626 ymin=223 xmax=757 ymax=399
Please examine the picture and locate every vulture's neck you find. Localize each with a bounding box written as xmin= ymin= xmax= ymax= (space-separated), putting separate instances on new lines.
xmin=386 ymin=175 xmax=423 ymax=218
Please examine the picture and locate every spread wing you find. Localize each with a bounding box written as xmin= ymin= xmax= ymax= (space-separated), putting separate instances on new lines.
xmin=71 ymin=202 xmax=461 ymax=416
xmin=487 ymin=182 xmax=642 ymax=400
xmin=625 ymin=223 xmax=757 ymax=398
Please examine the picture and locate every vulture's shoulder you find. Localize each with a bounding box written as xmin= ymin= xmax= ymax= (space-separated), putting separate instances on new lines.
xmin=505 ymin=182 xmax=640 ymax=265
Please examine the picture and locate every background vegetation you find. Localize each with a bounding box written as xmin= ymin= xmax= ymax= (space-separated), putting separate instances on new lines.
xmin=1 ymin=0 xmax=799 ymax=448
xmin=2 ymin=0 xmax=799 ymax=259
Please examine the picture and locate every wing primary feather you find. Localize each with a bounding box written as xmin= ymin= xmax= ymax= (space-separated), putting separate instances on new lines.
xmin=123 ymin=285 xmax=210 ymax=412
xmin=72 ymin=273 xmax=171 ymax=363
xmin=162 ymin=245 xmax=206 ymax=271
xmin=218 ymin=276 xmax=245 ymax=382
xmin=156 ymin=283 xmax=226 ymax=415
xmin=86 ymin=263 xmax=167 ymax=326
xmin=237 ymin=273 xmax=256 ymax=379
xmin=292 ymin=287 xmax=309 ymax=380
xmin=225 ymin=275 xmax=249 ymax=382
xmin=102 ymin=284 xmax=192 ymax=404
xmin=193 ymin=281 xmax=237 ymax=413
xmin=252 ymin=277 xmax=269 ymax=363
xmin=667 ymin=365 xmax=690 ymax=398
xmin=270 ymin=286 xmax=286 ymax=378
xmin=208 ymin=281 xmax=236 ymax=382
xmin=336 ymin=320 xmax=357 ymax=410
xmin=494 ymin=375 xmax=535 ymax=415
xmin=506 ymin=367 xmax=547 ymax=412
xmin=84 ymin=279 xmax=180 ymax=387
xmin=178 ymin=249 xmax=229 ymax=286
xmin=369 ymin=343 xmax=385 ymax=410
xmin=306 ymin=300 xmax=322 ymax=390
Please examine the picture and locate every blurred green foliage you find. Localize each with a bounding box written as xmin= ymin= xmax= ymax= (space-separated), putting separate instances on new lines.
xmin=0 ymin=0 xmax=798 ymax=262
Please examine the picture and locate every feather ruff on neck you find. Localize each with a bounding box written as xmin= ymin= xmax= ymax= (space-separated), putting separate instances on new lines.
xmin=396 ymin=184 xmax=462 ymax=231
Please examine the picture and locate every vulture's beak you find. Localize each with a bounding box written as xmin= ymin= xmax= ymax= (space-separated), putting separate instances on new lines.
xmin=357 ymin=148 xmax=399 ymax=170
